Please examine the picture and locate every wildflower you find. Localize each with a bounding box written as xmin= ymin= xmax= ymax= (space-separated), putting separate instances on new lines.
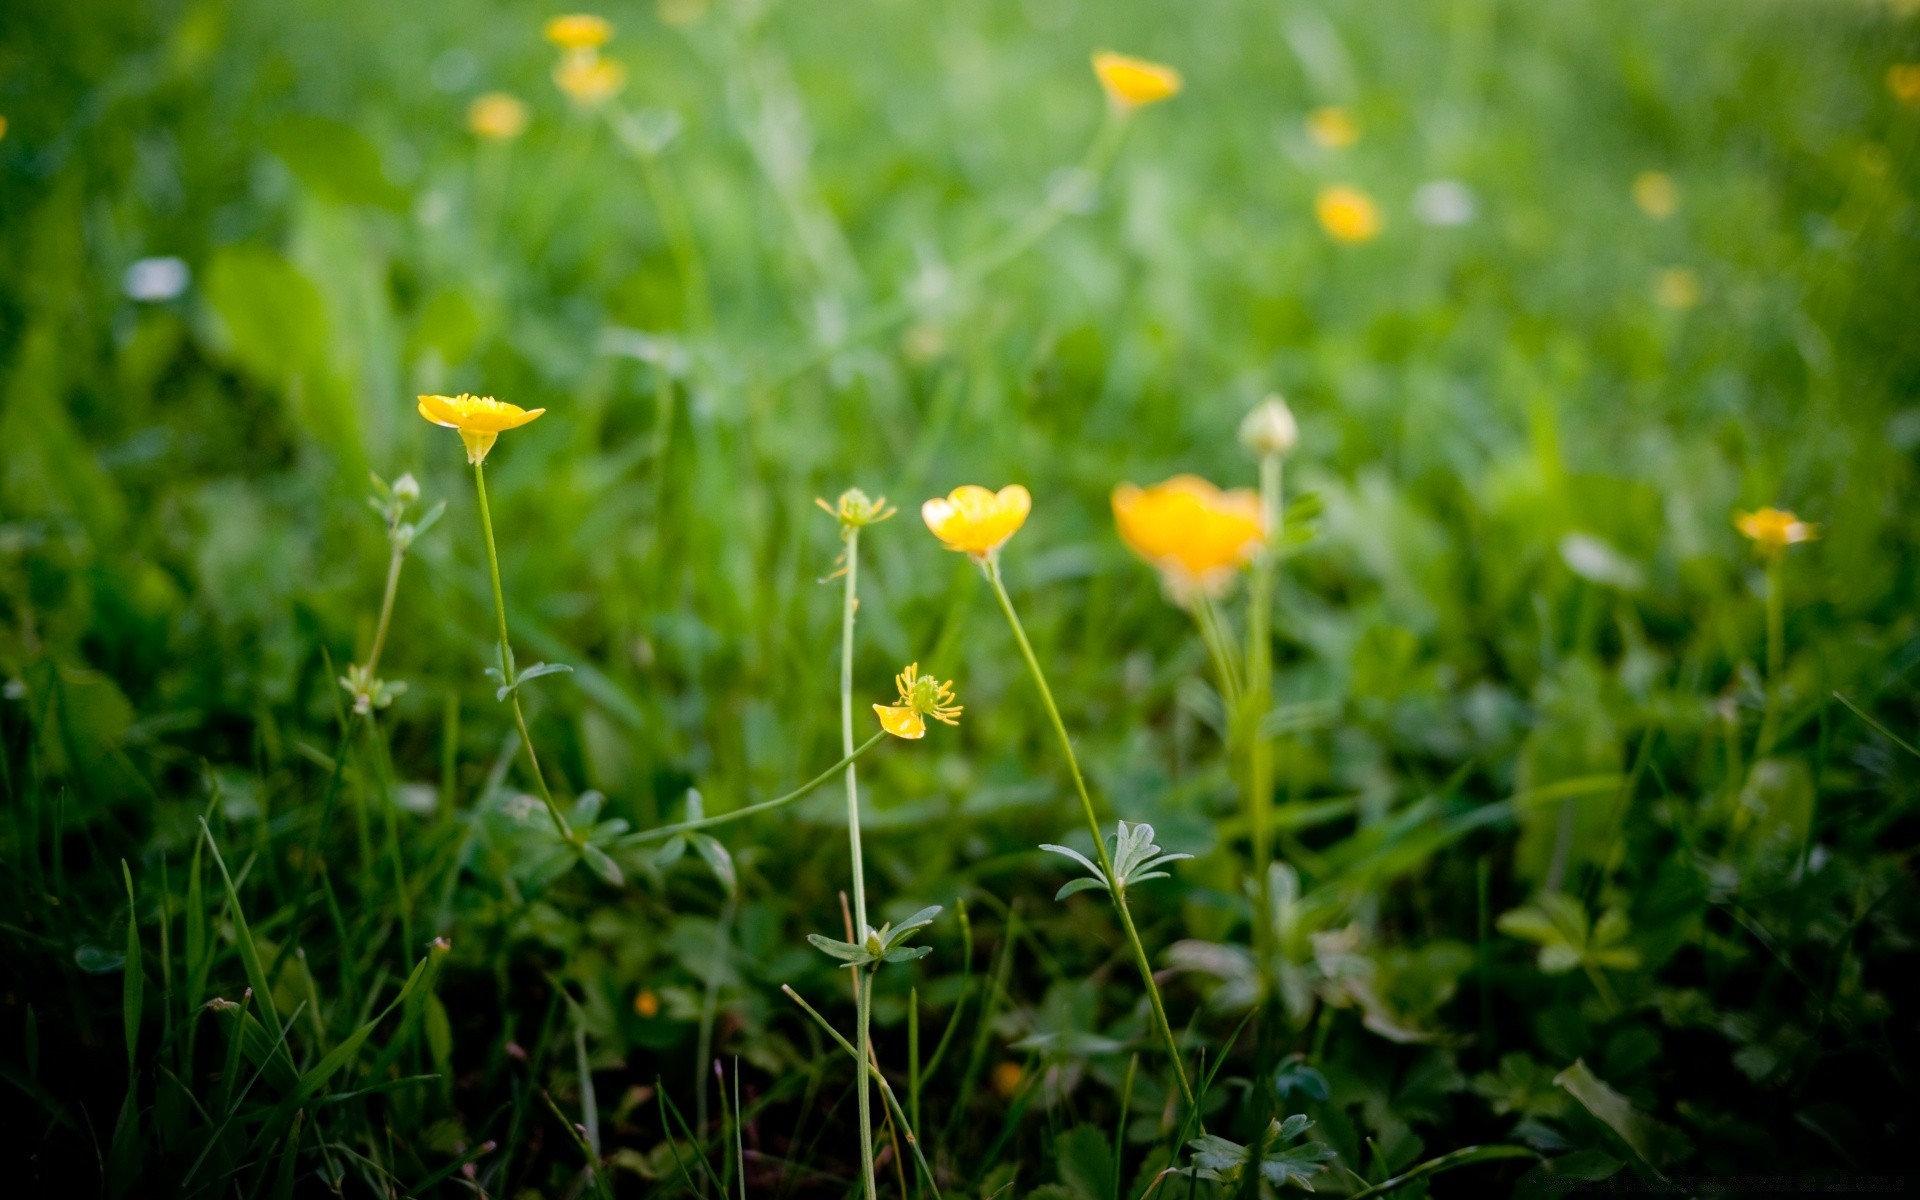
xmin=1113 ymin=476 xmax=1266 ymax=602
xmin=991 ymin=1061 xmax=1026 ymax=1099
xmin=1305 ymin=106 xmax=1359 ymax=148
xmin=1653 ymin=267 xmax=1701 ymax=310
xmin=1092 ymin=51 xmax=1183 ymax=112
xmin=417 ymin=392 xmax=546 ymax=465
xmin=634 ymin=989 xmax=661 ymax=1018
xmin=873 ymin=662 xmax=962 ymax=740
xmin=468 ymin=92 xmax=530 ymax=141
xmin=1735 ymin=507 xmax=1819 ymax=553
xmin=816 ymin=488 xmax=897 ymax=533
xmin=1890 ymin=64 xmax=1920 ymax=107
xmin=544 ymin=13 xmax=613 ymax=51
xmin=554 ymin=54 xmax=626 ymax=108
xmin=921 ymin=484 xmax=1031 ymax=559
xmin=1239 ymin=395 xmax=1299 ymax=458
xmin=1632 ymin=171 xmax=1679 ymax=219
xmin=1316 ymin=185 xmax=1381 ymax=243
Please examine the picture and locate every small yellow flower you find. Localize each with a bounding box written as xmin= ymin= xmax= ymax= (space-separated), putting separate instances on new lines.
xmin=1092 ymin=51 xmax=1183 ymax=112
xmin=872 ymin=663 xmax=962 ymax=740
xmin=1654 ymin=267 xmax=1701 ymax=311
xmin=921 ymin=485 xmax=1032 ymax=558
xmin=1113 ymin=476 xmax=1266 ymax=602
xmin=417 ymin=393 xmax=547 ymax=465
xmin=1305 ymin=106 xmax=1359 ymax=149
xmin=1735 ymin=508 xmax=1819 ymax=553
xmin=554 ymin=53 xmax=627 ymax=108
xmin=1316 ymin=185 xmax=1381 ymax=243
xmin=544 ymin=13 xmax=614 ymax=52
xmin=1889 ymin=64 xmax=1920 ymax=107
xmin=991 ymin=1061 xmax=1025 ymax=1099
xmin=467 ymin=93 xmax=530 ymax=141
xmin=634 ymin=988 xmax=661 ymax=1019
xmin=1632 ymin=171 xmax=1679 ymax=219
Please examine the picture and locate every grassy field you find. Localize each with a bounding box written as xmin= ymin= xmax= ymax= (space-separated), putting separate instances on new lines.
xmin=4 ymin=0 xmax=1920 ymax=1195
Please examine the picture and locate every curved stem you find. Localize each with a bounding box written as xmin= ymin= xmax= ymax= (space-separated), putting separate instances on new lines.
xmin=840 ymin=525 xmax=879 ymax=1200
xmin=984 ymin=556 xmax=1197 ymax=1115
xmin=472 ymin=463 xmax=573 ymax=843
xmin=619 ymin=731 xmax=888 ymax=845
xmin=363 ymin=542 xmax=405 ymax=680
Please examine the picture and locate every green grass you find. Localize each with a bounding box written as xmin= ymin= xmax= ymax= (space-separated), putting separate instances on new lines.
xmin=3 ymin=0 xmax=1919 ymax=1195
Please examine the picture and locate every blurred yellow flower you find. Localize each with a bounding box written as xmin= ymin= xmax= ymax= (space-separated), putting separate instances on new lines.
xmin=1653 ymin=267 xmax=1701 ymax=310
xmin=544 ymin=13 xmax=613 ymax=51
xmin=1889 ymin=64 xmax=1920 ymax=107
xmin=1113 ymin=476 xmax=1266 ymax=602
xmin=873 ymin=662 xmax=962 ymax=740
xmin=1316 ymin=185 xmax=1381 ymax=243
xmin=1092 ymin=51 xmax=1183 ymax=112
xmin=1633 ymin=171 xmax=1679 ymax=219
xmin=554 ymin=53 xmax=626 ymax=108
xmin=0 ymin=115 xmax=8 ymax=142
xmin=634 ymin=988 xmax=661 ymax=1018
xmin=417 ymin=393 xmax=547 ymax=465
xmin=1305 ymin=106 xmax=1359 ymax=148
xmin=467 ymin=93 xmax=530 ymax=141
xmin=1736 ymin=507 xmax=1819 ymax=552
xmin=991 ymin=1061 xmax=1025 ymax=1099
xmin=922 ymin=484 xmax=1031 ymax=558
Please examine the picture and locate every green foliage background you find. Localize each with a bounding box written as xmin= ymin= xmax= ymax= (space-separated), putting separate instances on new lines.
xmin=2 ymin=0 xmax=1918 ymax=1194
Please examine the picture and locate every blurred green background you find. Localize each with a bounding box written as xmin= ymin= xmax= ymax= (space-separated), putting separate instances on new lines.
xmin=3 ymin=0 xmax=1918 ymax=1194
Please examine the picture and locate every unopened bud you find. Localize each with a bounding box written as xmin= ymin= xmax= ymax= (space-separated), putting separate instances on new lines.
xmin=392 ymin=473 xmax=421 ymax=504
xmin=1239 ymin=395 xmax=1299 ymax=458
xmin=863 ymin=927 xmax=886 ymax=955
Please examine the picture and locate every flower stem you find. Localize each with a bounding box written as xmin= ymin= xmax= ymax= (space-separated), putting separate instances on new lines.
xmin=1244 ymin=455 xmax=1283 ymax=967
xmin=984 ymin=556 xmax=1197 ymax=1115
xmin=1758 ymin=551 xmax=1785 ymax=759
xmin=471 ymin=462 xmax=573 ymax=843
xmin=840 ymin=525 xmax=879 ymax=1200
xmin=363 ymin=541 xmax=405 ymax=681
xmin=621 ymin=732 xmax=888 ymax=844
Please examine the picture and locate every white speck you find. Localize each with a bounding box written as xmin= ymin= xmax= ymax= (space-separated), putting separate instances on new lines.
xmin=1413 ymin=180 xmax=1476 ymax=227
xmin=123 ymin=256 xmax=191 ymax=301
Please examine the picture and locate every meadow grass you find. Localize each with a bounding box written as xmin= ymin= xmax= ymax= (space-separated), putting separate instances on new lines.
xmin=2 ymin=0 xmax=1919 ymax=1195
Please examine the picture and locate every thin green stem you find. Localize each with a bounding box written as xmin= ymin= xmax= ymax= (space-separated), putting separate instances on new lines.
xmin=855 ymin=968 xmax=879 ymax=1200
xmin=838 ymin=525 xmax=879 ymax=1200
xmin=1758 ymin=551 xmax=1785 ymax=759
xmin=1192 ymin=597 xmax=1241 ymax=711
xmin=983 ymin=556 xmax=1197 ymax=1115
xmin=619 ymin=731 xmax=888 ymax=844
xmin=471 ymin=462 xmax=573 ymax=843
xmin=1244 ymin=455 xmax=1282 ymax=968
xmin=363 ymin=542 xmax=405 ymax=681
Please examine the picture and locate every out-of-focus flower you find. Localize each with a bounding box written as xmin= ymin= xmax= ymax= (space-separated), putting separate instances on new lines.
xmin=634 ymin=989 xmax=661 ymax=1018
xmin=1889 ymin=64 xmax=1920 ymax=107
xmin=1316 ymin=185 xmax=1381 ymax=243
xmin=1653 ymin=267 xmax=1701 ymax=310
xmin=1633 ymin=171 xmax=1679 ymax=219
xmin=1092 ymin=51 xmax=1183 ymax=112
xmin=1736 ymin=507 xmax=1819 ymax=552
xmin=817 ymin=488 xmax=896 ymax=532
xmin=554 ymin=54 xmax=626 ymax=108
xmin=1413 ymin=179 xmax=1476 ymax=227
xmin=1239 ymin=395 xmax=1299 ymax=458
xmin=0 ymin=116 xmax=9 ymax=142
xmin=123 ymin=257 xmax=191 ymax=302
xmin=1113 ymin=476 xmax=1266 ymax=602
xmin=544 ymin=14 xmax=613 ymax=52
xmin=922 ymin=485 xmax=1031 ymax=558
xmin=468 ymin=92 xmax=530 ymax=140
xmin=873 ymin=663 xmax=962 ymax=740
xmin=991 ymin=1061 xmax=1026 ymax=1099
xmin=417 ymin=392 xmax=547 ymax=465
xmin=1305 ymin=106 xmax=1359 ymax=148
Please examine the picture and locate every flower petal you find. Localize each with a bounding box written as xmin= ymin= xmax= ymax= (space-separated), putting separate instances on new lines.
xmin=874 ymin=705 xmax=926 ymax=739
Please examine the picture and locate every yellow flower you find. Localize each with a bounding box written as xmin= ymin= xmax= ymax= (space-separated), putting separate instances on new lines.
xmin=1653 ymin=267 xmax=1701 ymax=311
xmin=872 ymin=663 xmax=962 ymax=740
xmin=1316 ymin=185 xmax=1381 ymax=243
xmin=1092 ymin=51 xmax=1183 ymax=112
xmin=1305 ymin=106 xmax=1359 ymax=149
xmin=0 ymin=115 xmax=8 ymax=142
xmin=467 ymin=93 xmax=530 ymax=141
xmin=1735 ymin=508 xmax=1819 ymax=552
xmin=554 ymin=53 xmax=627 ymax=108
xmin=634 ymin=988 xmax=660 ymax=1018
xmin=921 ymin=484 xmax=1031 ymax=558
xmin=1112 ymin=476 xmax=1266 ymax=602
xmin=544 ymin=13 xmax=614 ymax=52
xmin=1632 ymin=171 xmax=1679 ymax=219
xmin=991 ymin=1061 xmax=1025 ymax=1099
xmin=1889 ymin=64 xmax=1920 ymax=107
xmin=417 ymin=393 xmax=547 ymax=465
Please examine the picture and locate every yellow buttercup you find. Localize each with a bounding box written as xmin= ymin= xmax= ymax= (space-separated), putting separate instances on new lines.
xmin=1735 ymin=507 xmax=1819 ymax=553
xmin=921 ymin=485 xmax=1031 ymax=558
xmin=1092 ymin=52 xmax=1183 ymax=112
xmin=544 ymin=14 xmax=613 ymax=51
xmin=1113 ymin=476 xmax=1266 ymax=601
xmin=417 ymin=393 xmax=546 ymax=465
xmin=872 ymin=663 xmax=962 ymax=740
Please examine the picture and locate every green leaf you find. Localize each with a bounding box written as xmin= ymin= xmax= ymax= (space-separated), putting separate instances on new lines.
xmin=200 ymin=820 xmax=285 ymax=1048
xmin=266 ymin=114 xmax=409 ymax=210
xmin=1554 ymin=1059 xmax=1687 ymax=1174
xmin=806 ymin=934 xmax=869 ymax=963
xmin=580 ymin=842 xmax=626 ymax=888
xmin=1055 ymin=877 xmax=1108 ymax=901
xmin=120 ymin=861 xmax=142 ymax=1074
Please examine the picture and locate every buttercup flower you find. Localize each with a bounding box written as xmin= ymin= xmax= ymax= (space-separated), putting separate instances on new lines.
xmin=417 ymin=393 xmax=547 ymax=465
xmin=1113 ymin=476 xmax=1266 ymax=602
xmin=922 ymin=485 xmax=1031 ymax=558
xmin=1306 ymin=106 xmax=1359 ymax=148
xmin=1316 ymin=185 xmax=1381 ymax=243
xmin=1633 ymin=171 xmax=1679 ymax=219
xmin=873 ymin=663 xmax=962 ymax=740
xmin=544 ymin=13 xmax=614 ymax=51
xmin=468 ymin=93 xmax=530 ymax=141
xmin=1092 ymin=51 xmax=1183 ymax=112
xmin=816 ymin=487 xmax=897 ymax=532
xmin=1736 ymin=507 xmax=1819 ymax=553
xmin=554 ymin=53 xmax=626 ymax=108
xmin=1239 ymin=395 xmax=1299 ymax=458
xmin=633 ymin=988 xmax=660 ymax=1018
